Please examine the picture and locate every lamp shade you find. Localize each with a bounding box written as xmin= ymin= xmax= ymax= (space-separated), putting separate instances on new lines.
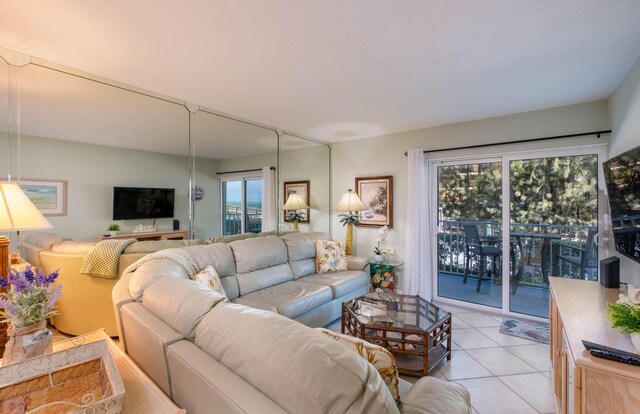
xmin=282 ymin=192 xmax=309 ymax=210
xmin=335 ymin=189 xmax=366 ymax=212
xmin=0 ymin=182 xmax=53 ymax=231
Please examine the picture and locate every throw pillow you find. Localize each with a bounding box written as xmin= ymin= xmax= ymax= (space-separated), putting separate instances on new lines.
xmin=315 ymin=240 xmax=348 ymax=273
xmin=193 ymin=265 xmax=227 ymax=297
xmin=316 ymin=328 xmax=401 ymax=404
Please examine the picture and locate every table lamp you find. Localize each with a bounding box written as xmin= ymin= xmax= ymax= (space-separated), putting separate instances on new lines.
xmin=0 ymin=181 xmax=53 ymax=276
xmin=335 ymin=189 xmax=367 ymax=255
xmin=282 ymin=191 xmax=309 ymax=230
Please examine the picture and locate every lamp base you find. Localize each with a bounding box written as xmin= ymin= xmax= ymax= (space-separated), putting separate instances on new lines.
xmin=345 ymin=223 xmax=354 ymax=256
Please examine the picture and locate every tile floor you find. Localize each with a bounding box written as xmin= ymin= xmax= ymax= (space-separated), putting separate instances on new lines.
xmin=328 ymin=302 xmax=555 ymax=414
xmin=418 ymin=302 xmax=554 ymax=414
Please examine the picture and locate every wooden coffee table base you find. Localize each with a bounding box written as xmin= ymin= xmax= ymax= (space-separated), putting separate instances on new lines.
xmin=341 ymin=298 xmax=452 ymax=377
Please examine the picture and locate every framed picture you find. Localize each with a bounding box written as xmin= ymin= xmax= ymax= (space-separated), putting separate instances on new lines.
xmin=355 ymin=176 xmax=392 ymax=228
xmin=19 ymin=179 xmax=68 ymax=216
xmin=283 ymin=180 xmax=310 ymax=223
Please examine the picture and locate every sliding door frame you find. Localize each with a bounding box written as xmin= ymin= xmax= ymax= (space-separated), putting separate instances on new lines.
xmin=429 ymin=143 xmax=609 ymax=320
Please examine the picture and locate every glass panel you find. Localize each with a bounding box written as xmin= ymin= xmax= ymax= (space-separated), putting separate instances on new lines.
xmin=278 ymin=134 xmax=331 ymax=233
xmin=509 ymin=155 xmax=598 ymax=317
xmin=222 ymin=180 xmax=242 ymax=235
xmin=245 ymin=178 xmax=263 ymax=233
xmin=437 ymin=161 xmax=503 ymax=308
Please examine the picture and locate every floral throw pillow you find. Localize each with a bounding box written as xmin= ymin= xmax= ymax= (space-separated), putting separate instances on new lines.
xmin=315 ymin=240 xmax=348 ymax=273
xmin=193 ymin=265 xmax=227 ymax=297
xmin=316 ymin=328 xmax=401 ymax=404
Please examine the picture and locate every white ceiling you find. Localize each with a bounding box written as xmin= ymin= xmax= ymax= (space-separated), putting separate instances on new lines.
xmin=1 ymin=0 xmax=640 ymax=143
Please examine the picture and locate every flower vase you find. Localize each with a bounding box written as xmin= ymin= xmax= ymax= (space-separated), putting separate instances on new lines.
xmin=631 ymin=333 xmax=640 ymax=353
xmin=109 ymin=231 xmax=118 ymax=237
xmin=374 ymin=254 xmax=384 ymax=263
xmin=3 ymin=321 xmax=53 ymax=364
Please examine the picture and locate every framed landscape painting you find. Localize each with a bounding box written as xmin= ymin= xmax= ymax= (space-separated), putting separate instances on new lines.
xmin=355 ymin=176 xmax=392 ymax=228
xmin=283 ymin=180 xmax=310 ymax=223
xmin=19 ymin=179 xmax=67 ymax=216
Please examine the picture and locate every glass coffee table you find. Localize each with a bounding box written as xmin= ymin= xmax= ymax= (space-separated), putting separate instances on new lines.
xmin=341 ymin=292 xmax=452 ymax=377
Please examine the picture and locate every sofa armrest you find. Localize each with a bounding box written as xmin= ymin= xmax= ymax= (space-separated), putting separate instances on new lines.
xmin=346 ymin=256 xmax=369 ymax=271
xmin=400 ymin=377 xmax=471 ymax=414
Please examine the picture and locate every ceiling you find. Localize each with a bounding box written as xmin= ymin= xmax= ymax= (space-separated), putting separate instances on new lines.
xmin=1 ymin=0 xmax=640 ymax=143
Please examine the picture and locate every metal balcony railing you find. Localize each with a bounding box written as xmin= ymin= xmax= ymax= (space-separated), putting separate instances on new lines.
xmin=437 ymin=220 xmax=597 ymax=288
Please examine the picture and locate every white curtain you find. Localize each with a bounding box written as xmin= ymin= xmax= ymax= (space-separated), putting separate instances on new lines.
xmin=403 ymin=149 xmax=431 ymax=300
xmin=261 ymin=166 xmax=276 ymax=232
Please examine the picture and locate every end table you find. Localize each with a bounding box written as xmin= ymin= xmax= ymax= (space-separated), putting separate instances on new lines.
xmin=369 ymin=260 xmax=403 ymax=292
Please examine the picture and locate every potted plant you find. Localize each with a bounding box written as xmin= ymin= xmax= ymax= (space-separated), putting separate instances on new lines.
xmin=373 ymin=246 xmax=384 ymax=263
xmin=607 ymin=301 xmax=640 ymax=351
xmin=0 ymin=266 xmax=62 ymax=363
xmin=107 ymin=224 xmax=120 ymax=236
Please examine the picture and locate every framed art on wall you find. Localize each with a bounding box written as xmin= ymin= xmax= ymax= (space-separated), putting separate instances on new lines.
xmin=19 ymin=179 xmax=68 ymax=216
xmin=355 ymin=176 xmax=392 ymax=228
xmin=283 ymin=180 xmax=310 ymax=223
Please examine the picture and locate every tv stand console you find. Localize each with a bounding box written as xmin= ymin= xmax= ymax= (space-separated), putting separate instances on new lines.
xmin=549 ymin=277 xmax=640 ymax=413
xmin=97 ymin=230 xmax=188 ymax=241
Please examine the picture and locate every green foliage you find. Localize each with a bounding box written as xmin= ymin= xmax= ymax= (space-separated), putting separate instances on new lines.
xmin=107 ymin=224 xmax=120 ymax=231
xmin=338 ymin=212 xmax=358 ymax=226
xmin=606 ymin=302 xmax=640 ymax=334
xmin=438 ymin=155 xmax=598 ymax=226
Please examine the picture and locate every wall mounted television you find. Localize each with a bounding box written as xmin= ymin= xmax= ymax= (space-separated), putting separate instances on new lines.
xmin=113 ymin=187 xmax=175 ymax=220
xmin=603 ymin=145 xmax=640 ymax=264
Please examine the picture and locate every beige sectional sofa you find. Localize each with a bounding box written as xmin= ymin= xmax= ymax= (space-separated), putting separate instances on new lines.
xmin=112 ymin=232 xmax=471 ymax=414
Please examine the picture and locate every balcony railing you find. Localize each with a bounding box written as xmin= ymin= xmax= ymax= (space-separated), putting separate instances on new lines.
xmin=223 ymin=212 xmax=262 ymax=235
xmin=438 ymin=220 xmax=597 ymax=288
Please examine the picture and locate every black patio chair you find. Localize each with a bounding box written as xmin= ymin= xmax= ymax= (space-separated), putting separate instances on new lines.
xmin=556 ymin=228 xmax=598 ymax=280
xmin=463 ymin=224 xmax=503 ymax=292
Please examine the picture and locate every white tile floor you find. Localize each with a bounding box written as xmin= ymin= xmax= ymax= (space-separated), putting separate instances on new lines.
xmin=429 ymin=302 xmax=555 ymax=414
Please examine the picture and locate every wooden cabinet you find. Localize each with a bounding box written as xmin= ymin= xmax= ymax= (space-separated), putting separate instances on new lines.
xmin=550 ymin=278 xmax=640 ymax=414
xmin=97 ymin=230 xmax=188 ymax=241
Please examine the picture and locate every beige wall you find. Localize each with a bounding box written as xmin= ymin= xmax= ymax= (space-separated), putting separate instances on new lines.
xmin=331 ymin=100 xmax=611 ymax=263
xmin=0 ymin=134 xmax=219 ymax=242
xmin=609 ymin=56 xmax=640 ymax=284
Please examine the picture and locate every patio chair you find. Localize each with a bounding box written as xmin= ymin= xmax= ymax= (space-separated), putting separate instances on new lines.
xmin=556 ymin=228 xmax=598 ymax=280
xmin=462 ymin=224 xmax=503 ymax=292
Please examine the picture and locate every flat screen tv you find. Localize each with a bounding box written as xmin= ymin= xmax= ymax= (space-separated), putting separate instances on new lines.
xmin=113 ymin=187 xmax=175 ymax=220
xmin=603 ymin=145 xmax=640 ymax=264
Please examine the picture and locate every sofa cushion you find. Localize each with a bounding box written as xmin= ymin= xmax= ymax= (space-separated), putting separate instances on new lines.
xmin=316 ymin=240 xmax=347 ymax=273
xmin=143 ymin=276 xmax=227 ymax=340
xmin=181 ymin=244 xmax=239 ymax=299
xmin=129 ymin=259 xmax=191 ymax=301
xmin=194 ymin=303 xmax=398 ymax=414
xmin=230 ymin=236 xmax=289 ymax=274
xmin=299 ymin=271 xmax=369 ymax=299
xmin=236 ymin=263 xmax=294 ymax=296
xmin=50 ymin=241 xmax=97 ymax=255
xmin=282 ymin=232 xmax=331 ymax=279
xmin=24 ymin=232 xmax=71 ymax=250
xmin=233 ymin=280 xmax=333 ymax=319
xmin=209 ymin=233 xmax=259 ymax=244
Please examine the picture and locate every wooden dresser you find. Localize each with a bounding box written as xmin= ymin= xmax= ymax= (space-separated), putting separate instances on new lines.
xmin=550 ymin=277 xmax=640 ymax=414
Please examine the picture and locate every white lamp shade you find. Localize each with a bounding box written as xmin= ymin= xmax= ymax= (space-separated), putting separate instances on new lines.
xmin=335 ymin=189 xmax=367 ymax=212
xmin=282 ymin=192 xmax=309 ymax=210
xmin=0 ymin=182 xmax=53 ymax=231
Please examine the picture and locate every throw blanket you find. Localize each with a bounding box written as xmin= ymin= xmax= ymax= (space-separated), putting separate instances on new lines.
xmin=122 ymin=248 xmax=200 ymax=280
xmin=81 ymin=239 xmax=137 ymax=278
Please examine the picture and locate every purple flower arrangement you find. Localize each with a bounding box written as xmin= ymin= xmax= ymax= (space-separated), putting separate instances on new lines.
xmin=0 ymin=265 xmax=62 ymax=328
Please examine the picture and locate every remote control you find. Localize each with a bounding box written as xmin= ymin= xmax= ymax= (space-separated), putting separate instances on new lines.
xmin=582 ymin=340 xmax=640 ymax=366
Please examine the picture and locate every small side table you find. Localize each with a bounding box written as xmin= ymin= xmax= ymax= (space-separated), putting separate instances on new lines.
xmin=369 ymin=260 xmax=403 ymax=292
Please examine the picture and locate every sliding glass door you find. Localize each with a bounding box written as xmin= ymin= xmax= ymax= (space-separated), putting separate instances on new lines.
xmin=433 ymin=145 xmax=607 ymax=319
xmin=222 ymin=177 xmax=263 ymax=235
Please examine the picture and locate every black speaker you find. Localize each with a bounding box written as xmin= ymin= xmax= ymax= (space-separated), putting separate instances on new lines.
xmin=173 ymin=219 xmax=180 ymax=231
xmin=600 ymin=257 xmax=620 ymax=289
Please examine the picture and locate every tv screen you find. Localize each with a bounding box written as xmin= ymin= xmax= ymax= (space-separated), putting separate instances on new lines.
xmin=113 ymin=187 xmax=175 ymax=220
xmin=603 ymin=145 xmax=640 ymax=264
